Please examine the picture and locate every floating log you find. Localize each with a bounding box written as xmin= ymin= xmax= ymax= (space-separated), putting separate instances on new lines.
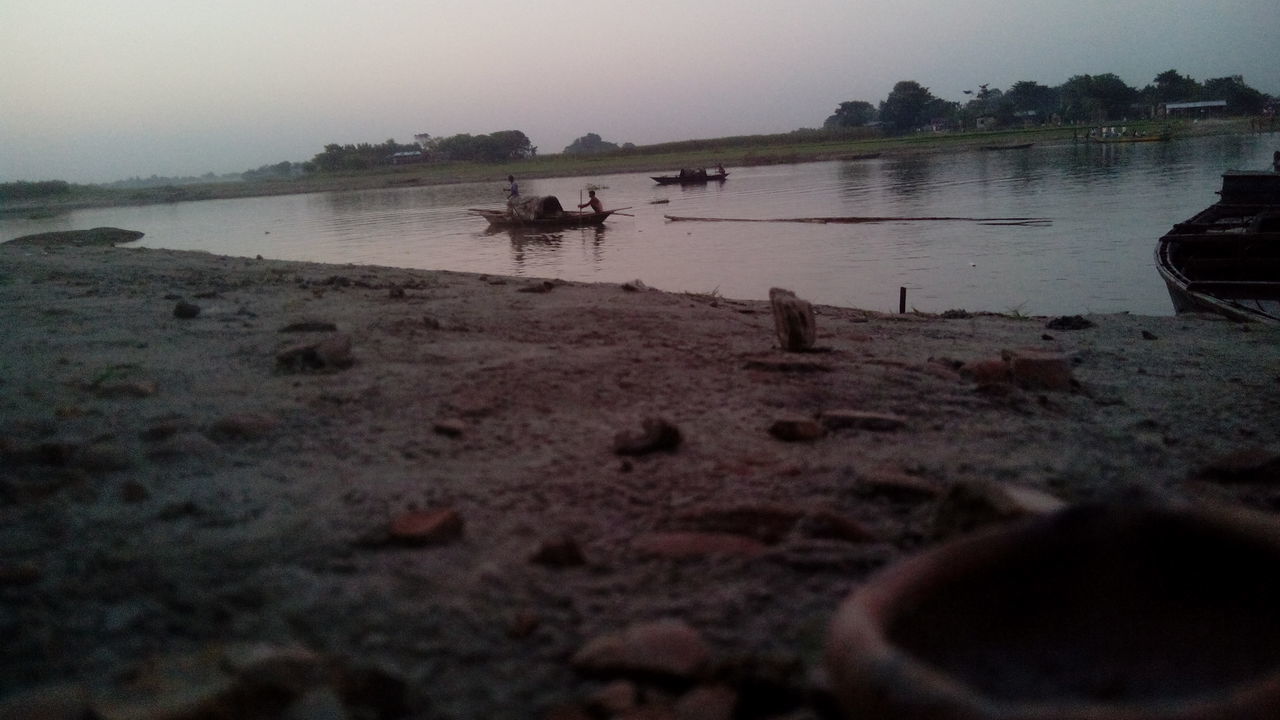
xmin=664 ymin=215 xmax=1051 ymax=226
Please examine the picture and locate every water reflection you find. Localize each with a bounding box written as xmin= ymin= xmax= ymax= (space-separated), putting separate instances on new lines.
xmin=884 ymin=157 xmax=934 ymax=197
xmin=484 ymin=224 xmax=610 ymax=272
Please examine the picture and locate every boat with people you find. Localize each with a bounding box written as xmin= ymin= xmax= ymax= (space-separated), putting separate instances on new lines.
xmin=1090 ymin=126 xmax=1172 ymax=143
xmin=1154 ymin=171 xmax=1280 ymax=324
xmin=651 ymin=168 xmax=729 ymax=185
xmin=468 ymin=195 xmax=627 ymax=228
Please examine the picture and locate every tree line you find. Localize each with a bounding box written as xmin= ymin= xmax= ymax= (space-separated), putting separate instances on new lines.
xmin=301 ymin=131 xmax=535 ymax=174
xmin=825 ymin=70 xmax=1274 ymax=134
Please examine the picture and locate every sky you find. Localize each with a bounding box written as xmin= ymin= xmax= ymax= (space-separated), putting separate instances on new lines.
xmin=2 ymin=0 xmax=1277 ymax=184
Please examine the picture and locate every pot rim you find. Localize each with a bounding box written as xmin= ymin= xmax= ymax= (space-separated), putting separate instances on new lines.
xmin=825 ymin=502 xmax=1280 ymax=720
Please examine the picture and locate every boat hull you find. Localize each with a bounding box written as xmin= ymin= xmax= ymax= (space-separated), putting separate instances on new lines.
xmin=1154 ymin=171 xmax=1280 ymax=324
xmin=651 ymin=173 xmax=728 ymax=185
xmin=471 ymin=209 xmax=616 ymax=228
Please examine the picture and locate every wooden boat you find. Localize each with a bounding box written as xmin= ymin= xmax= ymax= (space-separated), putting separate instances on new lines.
xmin=651 ymin=171 xmax=728 ymax=185
xmin=469 ymin=208 xmax=620 ymax=228
xmin=1154 ymin=171 xmax=1280 ymax=324
xmin=981 ymin=143 xmax=1033 ymax=150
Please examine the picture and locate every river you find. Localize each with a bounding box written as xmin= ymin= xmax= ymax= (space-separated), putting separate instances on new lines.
xmin=3 ymin=134 xmax=1275 ymax=316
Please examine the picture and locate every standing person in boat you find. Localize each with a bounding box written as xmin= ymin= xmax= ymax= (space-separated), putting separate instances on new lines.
xmin=504 ymin=175 xmax=519 ymax=200
xmin=577 ymin=189 xmax=603 ymax=214
xmin=1273 ymin=151 xmax=1279 ymax=173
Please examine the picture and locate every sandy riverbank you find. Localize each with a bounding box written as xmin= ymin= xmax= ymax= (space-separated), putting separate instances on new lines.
xmin=2 ymin=234 xmax=1278 ymax=719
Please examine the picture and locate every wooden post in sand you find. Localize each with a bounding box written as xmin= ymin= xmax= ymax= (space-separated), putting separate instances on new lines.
xmin=769 ymin=287 xmax=816 ymax=352
xmin=899 ymin=287 xmax=907 ymax=314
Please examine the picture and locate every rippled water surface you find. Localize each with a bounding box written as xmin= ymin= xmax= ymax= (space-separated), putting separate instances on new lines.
xmin=4 ymin=135 xmax=1275 ymax=315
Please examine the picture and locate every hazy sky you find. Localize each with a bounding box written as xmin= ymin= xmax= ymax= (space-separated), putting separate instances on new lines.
xmin=3 ymin=0 xmax=1277 ymax=184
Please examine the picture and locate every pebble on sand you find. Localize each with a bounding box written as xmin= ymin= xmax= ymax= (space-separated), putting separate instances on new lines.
xmin=276 ymin=334 xmax=355 ymax=372
xmin=571 ymin=619 xmax=711 ymax=679
xmin=769 ymin=415 xmax=826 ymax=442
xmin=388 ymin=508 xmax=465 ymax=546
xmin=613 ymin=417 xmax=682 ymax=455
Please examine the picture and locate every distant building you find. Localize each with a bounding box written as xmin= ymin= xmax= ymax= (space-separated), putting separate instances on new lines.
xmin=390 ymin=151 xmax=427 ymax=165
xmin=1160 ymin=100 xmax=1228 ymax=118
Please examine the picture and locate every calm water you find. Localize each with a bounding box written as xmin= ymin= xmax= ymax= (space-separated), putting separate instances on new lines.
xmin=4 ymin=135 xmax=1275 ymax=315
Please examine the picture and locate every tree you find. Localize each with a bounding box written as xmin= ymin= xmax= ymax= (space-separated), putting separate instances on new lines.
xmin=563 ymin=132 xmax=620 ymax=154
xmin=823 ymin=100 xmax=876 ymax=128
xmin=484 ymin=130 xmax=536 ymax=161
xmin=308 ymin=139 xmax=420 ymax=172
xmin=1148 ymin=69 xmax=1201 ymax=103
xmin=431 ymin=131 xmax=534 ymax=162
xmin=879 ymin=81 xmax=938 ymax=133
xmin=1004 ymin=81 xmax=1059 ymax=119
xmin=1203 ymin=75 xmax=1267 ymax=115
xmin=1057 ymin=74 xmax=1137 ymax=122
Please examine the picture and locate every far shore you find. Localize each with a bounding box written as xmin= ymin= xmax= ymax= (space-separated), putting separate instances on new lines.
xmin=4 ymin=117 xmax=1265 ymax=217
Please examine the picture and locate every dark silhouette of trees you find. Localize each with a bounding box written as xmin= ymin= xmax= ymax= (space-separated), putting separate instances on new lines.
xmin=879 ymin=81 xmax=941 ymax=133
xmin=424 ymin=131 xmax=535 ymax=163
xmin=1058 ymin=74 xmax=1138 ymax=123
xmin=829 ymin=68 xmax=1271 ymax=132
xmin=823 ymin=100 xmax=877 ymax=128
xmin=242 ymin=161 xmax=300 ymax=181
xmin=563 ymin=133 xmax=621 ymax=154
xmin=308 ymin=131 xmax=535 ymax=172
xmin=310 ymin=139 xmax=419 ymax=172
xmin=0 ymin=180 xmax=71 ymax=200
xmin=1147 ymin=69 xmax=1202 ymax=103
xmin=1004 ymin=81 xmax=1059 ymax=119
xmin=1204 ymin=75 xmax=1268 ymax=115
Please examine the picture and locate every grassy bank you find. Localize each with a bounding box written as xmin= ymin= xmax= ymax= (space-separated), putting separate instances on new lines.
xmin=3 ymin=118 xmax=1259 ymax=217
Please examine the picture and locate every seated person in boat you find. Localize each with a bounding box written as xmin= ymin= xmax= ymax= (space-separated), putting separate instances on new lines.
xmin=715 ymin=163 xmax=726 ymax=176
xmin=577 ymin=190 xmax=603 ymax=214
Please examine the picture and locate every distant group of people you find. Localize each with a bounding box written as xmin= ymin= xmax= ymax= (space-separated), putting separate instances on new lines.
xmin=504 ymin=175 xmax=604 ymax=213
xmin=676 ymin=164 xmax=727 ymax=179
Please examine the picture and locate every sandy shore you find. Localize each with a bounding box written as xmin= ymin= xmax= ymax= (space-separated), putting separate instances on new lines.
xmin=2 ymin=234 xmax=1278 ymax=718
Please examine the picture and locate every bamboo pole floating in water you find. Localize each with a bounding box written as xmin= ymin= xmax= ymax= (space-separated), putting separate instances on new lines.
xmin=663 ymin=215 xmax=1051 ymax=226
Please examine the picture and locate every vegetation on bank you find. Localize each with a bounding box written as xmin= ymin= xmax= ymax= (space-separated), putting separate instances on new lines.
xmin=826 ymin=70 xmax=1272 ymax=134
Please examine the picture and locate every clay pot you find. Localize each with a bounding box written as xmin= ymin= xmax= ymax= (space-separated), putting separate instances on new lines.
xmin=826 ymin=503 xmax=1280 ymax=719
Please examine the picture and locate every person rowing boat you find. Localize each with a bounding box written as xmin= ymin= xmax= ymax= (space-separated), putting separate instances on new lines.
xmin=577 ymin=190 xmax=603 ymax=213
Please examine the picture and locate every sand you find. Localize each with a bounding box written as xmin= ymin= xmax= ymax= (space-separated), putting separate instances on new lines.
xmin=1 ymin=233 xmax=1278 ymax=719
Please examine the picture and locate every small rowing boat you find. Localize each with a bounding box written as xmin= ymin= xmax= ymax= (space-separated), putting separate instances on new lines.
xmin=469 ymin=208 xmax=620 ymax=228
xmin=1154 ymin=171 xmax=1280 ymax=324
xmin=652 ymin=170 xmax=728 ymax=185
xmin=981 ymin=143 xmax=1033 ymax=151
